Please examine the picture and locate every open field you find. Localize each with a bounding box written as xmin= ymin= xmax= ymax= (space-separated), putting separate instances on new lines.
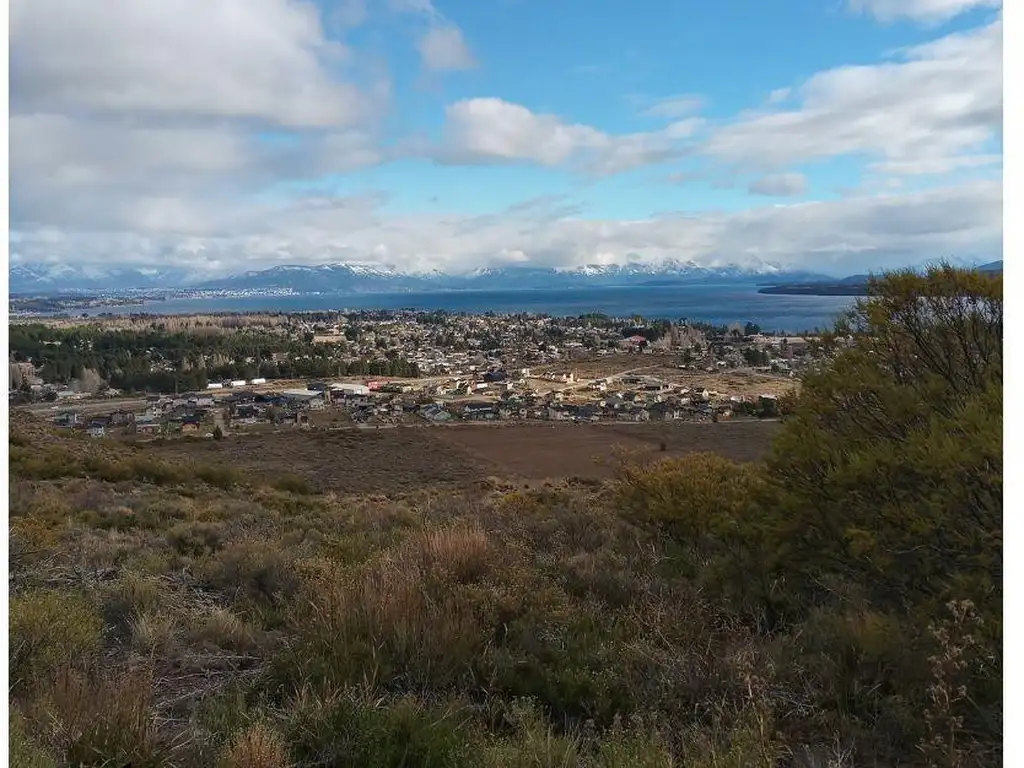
xmin=536 ymin=357 xmax=800 ymax=399
xmin=146 ymin=427 xmax=493 ymax=495
xmin=433 ymin=420 xmax=781 ymax=480
xmin=145 ymin=420 xmax=781 ymax=493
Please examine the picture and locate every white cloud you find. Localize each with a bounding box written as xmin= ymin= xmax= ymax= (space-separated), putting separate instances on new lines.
xmin=7 ymin=0 xmax=1003 ymax=282
xmin=847 ymin=0 xmax=1001 ymax=23
xmin=869 ymin=154 xmax=1002 ymax=175
xmin=418 ymin=25 xmax=476 ymax=71
xmin=748 ymin=173 xmax=809 ymax=197
xmin=439 ymin=98 xmax=701 ymax=174
xmin=702 ymin=18 xmax=1002 ymax=172
xmin=641 ymin=94 xmax=704 ymax=119
xmin=10 ymin=0 xmax=382 ymax=128
xmin=11 ymin=182 xmax=1002 ymax=278
xmin=331 ymin=0 xmax=368 ymax=28
xmin=386 ymin=0 xmax=477 ymax=74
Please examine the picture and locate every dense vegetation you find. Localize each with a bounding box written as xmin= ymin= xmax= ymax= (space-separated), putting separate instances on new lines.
xmin=8 ymin=266 xmax=1001 ymax=766
xmin=8 ymin=324 xmax=420 ymax=393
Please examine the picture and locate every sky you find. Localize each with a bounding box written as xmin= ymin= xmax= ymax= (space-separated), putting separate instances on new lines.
xmin=8 ymin=0 xmax=1004 ymax=277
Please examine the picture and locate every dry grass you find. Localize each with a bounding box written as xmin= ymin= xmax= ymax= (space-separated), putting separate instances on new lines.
xmin=22 ymin=666 xmax=172 ymax=767
xmin=131 ymin=611 xmax=179 ymax=655
xmin=7 ymin=410 xmax=999 ymax=767
xmin=221 ymin=723 xmax=291 ymax=768
xmin=189 ymin=607 xmax=257 ymax=652
xmin=147 ymin=428 xmax=494 ymax=494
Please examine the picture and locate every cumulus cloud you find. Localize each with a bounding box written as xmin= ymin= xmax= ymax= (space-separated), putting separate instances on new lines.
xmin=418 ymin=25 xmax=476 ymax=71
xmin=439 ymin=98 xmax=701 ymax=174
xmin=702 ymin=18 xmax=1002 ymax=172
xmin=10 ymin=0 xmax=383 ymax=128
xmin=847 ymin=0 xmax=1001 ymax=23
xmin=7 ymin=0 xmax=1003 ymax=280
xmin=10 ymin=0 xmax=390 ymax=239
xmin=748 ymin=173 xmax=809 ymax=197
xmin=385 ymin=0 xmax=477 ymax=74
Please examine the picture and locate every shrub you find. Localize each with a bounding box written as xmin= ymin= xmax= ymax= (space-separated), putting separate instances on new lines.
xmin=167 ymin=520 xmax=225 ymax=556
xmin=200 ymin=539 xmax=302 ymax=625
xmin=189 ymin=607 xmax=257 ymax=652
xmin=10 ymin=590 xmax=103 ymax=691
xmin=9 ymin=709 xmax=57 ymax=768
xmin=280 ymin=557 xmax=494 ymax=693
xmin=481 ymin=698 xmax=583 ymax=768
xmin=25 ymin=666 xmax=170 ymax=768
xmin=272 ymin=473 xmax=314 ymax=495
xmin=101 ymin=573 xmax=166 ymax=638
xmin=287 ymin=689 xmax=480 ymax=768
xmin=221 ymin=723 xmax=290 ymax=768
xmin=197 ymin=463 xmax=244 ymax=490
xmin=615 ymin=453 xmax=774 ymax=623
xmin=594 ymin=715 xmax=675 ymax=768
xmin=130 ymin=611 xmax=179 ymax=655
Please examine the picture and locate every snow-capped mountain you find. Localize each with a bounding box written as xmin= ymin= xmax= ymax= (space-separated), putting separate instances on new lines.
xmin=9 ymin=263 xmax=201 ymax=294
xmin=9 ymin=259 xmax=834 ymax=295
xmin=198 ymin=263 xmax=429 ymax=293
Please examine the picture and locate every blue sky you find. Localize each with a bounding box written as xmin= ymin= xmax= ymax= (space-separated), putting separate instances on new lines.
xmin=9 ymin=0 xmax=1003 ymax=276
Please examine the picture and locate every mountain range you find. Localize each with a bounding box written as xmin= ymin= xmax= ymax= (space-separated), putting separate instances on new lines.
xmin=757 ymin=260 xmax=1003 ymax=296
xmin=9 ymin=259 xmax=835 ymax=295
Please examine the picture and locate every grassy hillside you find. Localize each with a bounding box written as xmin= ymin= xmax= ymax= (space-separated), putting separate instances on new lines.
xmin=8 ymin=266 xmax=1002 ymax=767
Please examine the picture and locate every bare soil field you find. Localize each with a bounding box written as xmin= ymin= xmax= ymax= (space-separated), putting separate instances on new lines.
xmin=535 ymin=358 xmax=799 ymax=398
xmin=431 ymin=420 xmax=780 ymax=481
xmin=146 ymin=428 xmax=494 ymax=495
xmin=143 ymin=419 xmax=781 ymax=493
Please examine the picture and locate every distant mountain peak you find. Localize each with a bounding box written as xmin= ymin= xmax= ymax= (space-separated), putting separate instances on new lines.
xmin=9 ymin=258 xmax=834 ymax=295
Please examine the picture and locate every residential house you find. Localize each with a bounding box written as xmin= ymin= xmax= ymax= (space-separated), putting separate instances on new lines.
xmin=461 ymin=401 xmax=498 ymax=420
xmin=135 ymin=416 xmax=161 ymax=435
xmin=87 ymin=416 xmax=110 ymax=438
xmin=109 ymin=409 xmax=135 ymax=427
xmin=54 ymin=410 xmax=80 ymax=428
xmin=181 ymin=414 xmax=203 ymax=434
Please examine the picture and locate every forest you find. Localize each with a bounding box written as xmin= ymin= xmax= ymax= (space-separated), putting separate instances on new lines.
xmin=8 ymin=324 xmax=421 ymax=393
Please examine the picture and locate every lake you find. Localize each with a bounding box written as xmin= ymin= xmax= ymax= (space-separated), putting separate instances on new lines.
xmin=80 ymin=284 xmax=857 ymax=333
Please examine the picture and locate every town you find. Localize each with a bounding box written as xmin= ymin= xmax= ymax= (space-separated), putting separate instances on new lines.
xmin=9 ymin=310 xmax=836 ymax=438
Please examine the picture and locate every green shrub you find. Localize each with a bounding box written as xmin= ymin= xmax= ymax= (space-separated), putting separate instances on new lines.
xmin=200 ymin=539 xmax=302 ymax=625
xmin=10 ymin=590 xmax=103 ymax=690
xmin=9 ymin=709 xmax=58 ymax=768
xmin=197 ymin=463 xmax=244 ymax=490
xmin=287 ymin=690 xmax=481 ymax=768
xmin=167 ymin=520 xmax=225 ymax=556
xmin=272 ymin=473 xmax=315 ymax=495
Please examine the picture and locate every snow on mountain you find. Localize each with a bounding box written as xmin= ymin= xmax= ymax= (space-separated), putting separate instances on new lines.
xmin=9 ymin=259 xmax=833 ymax=295
xmin=9 ymin=263 xmax=201 ymax=294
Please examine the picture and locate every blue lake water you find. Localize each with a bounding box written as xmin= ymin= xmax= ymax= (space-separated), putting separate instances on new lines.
xmin=85 ymin=284 xmax=857 ymax=333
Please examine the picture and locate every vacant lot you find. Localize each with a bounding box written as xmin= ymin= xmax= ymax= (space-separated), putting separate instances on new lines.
xmin=147 ymin=428 xmax=494 ymax=494
xmin=433 ymin=420 xmax=780 ymax=481
xmin=145 ymin=420 xmax=781 ymax=493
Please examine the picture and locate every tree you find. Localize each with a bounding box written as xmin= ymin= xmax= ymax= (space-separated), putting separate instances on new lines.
xmin=758 ymin=265 xmax=1002 ymax=757
xmin=619 ymin=265 xmax=1002 ymax=762
xmin=766 ymin=265 xmax=1001 ymax=615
